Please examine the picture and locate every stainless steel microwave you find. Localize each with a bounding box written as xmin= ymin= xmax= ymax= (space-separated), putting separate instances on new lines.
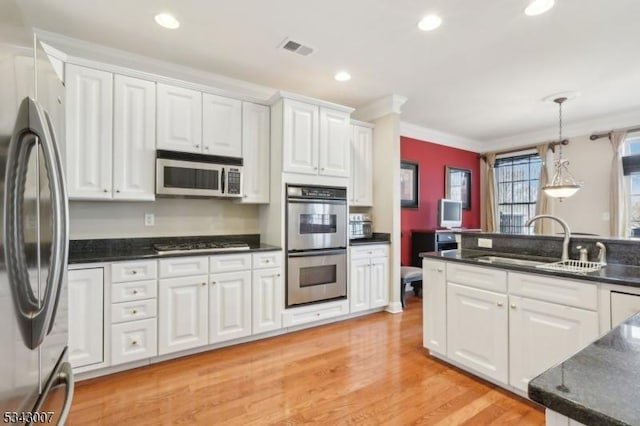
xmin=155 ymin=150 xmax=243 ymax=198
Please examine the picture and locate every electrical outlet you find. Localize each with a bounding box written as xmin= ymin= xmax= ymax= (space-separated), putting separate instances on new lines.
xmin=144 ymin=213 xmax=155 ymax=227
xmin=478 ymin=238 xmax=493 ymax=249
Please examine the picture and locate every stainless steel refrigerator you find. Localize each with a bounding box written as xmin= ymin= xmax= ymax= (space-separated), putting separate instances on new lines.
xmin=0 ymin=1 xmax=73 ymax=424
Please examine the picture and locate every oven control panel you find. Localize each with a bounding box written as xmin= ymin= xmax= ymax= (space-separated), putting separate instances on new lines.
xmin=287 ymin=185 xmax=347 ymax=200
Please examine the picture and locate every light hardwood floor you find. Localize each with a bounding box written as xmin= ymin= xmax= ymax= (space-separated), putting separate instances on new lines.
xmin=68 ymin=295 xmax=544 ymax=425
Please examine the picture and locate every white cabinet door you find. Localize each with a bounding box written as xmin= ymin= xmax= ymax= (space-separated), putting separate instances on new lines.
xmin=319 ymin=107 xmax=350 ymax=177
xmin=68 ymin=268 xmax=104 ymax=368
xmin=158 ymin=276 xmax=208 ymax=355
xmin=350 ymin=257 xmax=370 ymax=313
xmin=509 ymin=295 xmax=598 ymax=392
xmin=65 ymin=64 xmax=113 ymax=199
xmin=209 ymin=271 xmax=252 ymax=343
xmin=282 ymin=99 xmax=319 ymax=175
xmin=369 ymin=256 xmax=389 ymax=308
xmin=350 ymin=125 xmax=373 ymax=206
xmin=252 ymin=267 xmax=284 ymax=334
xmin=422 ymin=259 xmax=448 ymax=355
xmin=447 ymin=283 xmax=508 ymax=383
xmin=112 ymin=75 xmax=156 ymax=201
xmin=202 ymin=93 xmax=242 ymax=157
xmin=611 ymin=292 xmax=640 ymax=327
xmin=157 ymin=83 xmax=202 ymax=153
xmin=240 ymin=102 xmax=270 ymax=203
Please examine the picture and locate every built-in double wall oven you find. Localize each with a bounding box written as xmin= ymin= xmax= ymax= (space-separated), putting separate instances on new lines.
xmin=286 ymin=184 xmax=347 ymax=307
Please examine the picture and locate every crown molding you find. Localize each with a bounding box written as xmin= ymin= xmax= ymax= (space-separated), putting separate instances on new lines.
xmin=400 ymin=121 xmax=484 ymax=153
xmin=33 ymin=28 xmax=277 ymax=104
xmin=268 ymin=90 xmax=354 ymax=112
xmin=353 ymin=94 xmax=408 ymax=122
xmin=484 ymin=108 xmax=640 ymax=152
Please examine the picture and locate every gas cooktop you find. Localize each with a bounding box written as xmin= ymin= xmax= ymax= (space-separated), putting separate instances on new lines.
xmin=153 ymin=241 xmax=250 ymax=254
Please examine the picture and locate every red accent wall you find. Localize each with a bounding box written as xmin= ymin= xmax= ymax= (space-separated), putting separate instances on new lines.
xmin=401 ymin=136 xmax=481 ymax=266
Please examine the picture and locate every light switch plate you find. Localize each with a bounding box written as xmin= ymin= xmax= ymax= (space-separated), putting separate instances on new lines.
xmin=478 ymin=238 xmax=493 ymax=248
xmin=144 ymin=213 xmax=155 ymax=226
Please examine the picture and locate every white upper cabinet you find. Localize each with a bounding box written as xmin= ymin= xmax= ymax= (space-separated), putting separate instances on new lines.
xmin=281 ymin=98 xmax=351 ymax=177
xmin=350 ymin=124 xmax=373 ymax=206
xmin=282 ymin=99 xmax=319 ymax=175
xmin=240 ymin=102 xmax=270 ymax=203
xmin=319 ymin=108 xmax=350 ymax=177
xmin=157 ymin=83 xmax=202 ymax=153
xmin=202 ymin=93 xmax=242 ymax=157
xmin=65 ymin=64 xmax=113 ymax=199
xmin=113 ymin=75 xmax=156 ymax=201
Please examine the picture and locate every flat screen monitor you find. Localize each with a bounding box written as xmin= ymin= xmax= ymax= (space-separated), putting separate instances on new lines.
xmin=438 ymin=199 xmax=462 ymax=228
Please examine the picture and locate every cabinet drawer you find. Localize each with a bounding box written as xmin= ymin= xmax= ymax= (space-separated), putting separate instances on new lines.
xmin=252 ymin=251 xmax=283 ymax=269
xmin=282 ymin=300 xmax=349 ymax=327
xmin=209 ymin=253 xmax=252 ymax=273
xmin=446 ymin=262 xmax=507 ymax=293
xmin=159 ymin=256 xmax=209 ymax=278
xmin=111 ymin=319 xmax=157 ymax=365
xmin=111 ymin=280 xmax=157 ymax=303
xmin=351 ymin=244 xmax=389 ymax=260
xmin=508 ymin=272 xmax=598 ymax=310
xmin=111 ymin=299 xmax=157 ymax=324
xmin=112 ymin=260 xmax=157 ymax=283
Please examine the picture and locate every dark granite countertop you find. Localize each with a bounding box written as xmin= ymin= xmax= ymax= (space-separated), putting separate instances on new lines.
xmin=69 ymin=234 xmax=281 ymax=264
xmin=420 ymin=248 xmax=640 ymax=288
xmin=349 ymin=233 xmax=391 ymax=246
xmin=528 ymin=313 xmax=640 ymax=425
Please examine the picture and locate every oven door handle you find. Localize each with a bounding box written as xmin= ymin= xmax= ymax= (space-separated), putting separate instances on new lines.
xmin=288 ymin=249 xmax=346 ymax=257
xmin=287 ymin=199 xmax=346 ymax=205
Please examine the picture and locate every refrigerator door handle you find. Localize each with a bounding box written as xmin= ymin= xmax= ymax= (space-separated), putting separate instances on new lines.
xmin=30 ymin=360 xmax=74 ymax=426
xmin=4 ymin=96 xmax=68 ymax=349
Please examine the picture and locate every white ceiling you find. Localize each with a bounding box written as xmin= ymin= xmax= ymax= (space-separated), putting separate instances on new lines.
xmin=17 ymin=0 xmax=640 ymax=148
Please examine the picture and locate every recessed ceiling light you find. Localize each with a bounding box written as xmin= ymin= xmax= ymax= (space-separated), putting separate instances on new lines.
xmin=418 ymin=14 xmax=442 ymax=31
xmin=524 ymin=0 xmax=555 ymax=16
xmin=154 ymin=13 xmax=180 ymax=29
xmin=334 ymin=71 xmax=351 ymax=82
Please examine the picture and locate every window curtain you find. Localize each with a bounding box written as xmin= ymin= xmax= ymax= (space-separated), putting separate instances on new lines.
xmin=534 ymin=144 xmax=551 ymax=234
xmin=481 ymin=153 xmax=497 ymax=232
xmin=610 ymin=130 xmax=629 ymax=238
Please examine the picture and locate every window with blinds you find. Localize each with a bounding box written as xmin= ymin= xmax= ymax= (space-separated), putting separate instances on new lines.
xmin=624 ymin=133 xmax=640 ymax=236
xmin=495 ymin=153 xmax=542 ymax=234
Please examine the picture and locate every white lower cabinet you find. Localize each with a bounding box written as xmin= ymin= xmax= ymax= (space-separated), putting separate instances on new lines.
xmin=446 ymin=283 xmax=509 ymax=383
xmin=508 ymin=295 xmax=598 ymax=392
xmin=349 ymin=245 xmax=389 ymax=313
xmin=252 ymin=267 xmax=284 ymax=334
xmin=425 ymin=260 xmax=601 ymax=395
xmin=422 ymin=259 xmax=447 ymax=355
xmin=68 ymin=268 xmax=104 ymax=369
xmin=209 ymin=271 xmax=252 ymax=343
xmin=158 ymin=276 xmax=209 ymax=355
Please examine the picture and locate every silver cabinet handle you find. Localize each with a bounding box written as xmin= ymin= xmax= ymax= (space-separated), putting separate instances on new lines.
xmin=131 ymin=340 xmax=138 ymax=346
xmin=132 ymin=309 xmax=138 ymax=314
xmin=202 ymin=282 xmax=206 ymax=286
xmin=103 ymin=189 xmax=108 ymax=193
xmin=211 ymin=281 xmax=216 ymax=285
xmin=132 ymin=290 xmax=138 ymax=295
xmin=195 ymin=144 xmax=200 ymax=148
xmin=436 ymin=268 xmax=444 ymax=273
xmin=511 ymin=304 xmax=517 ymax=309
xmin=116 ymin=189 xmax=120 ymax=193
xmin=131 ymin=270 xmax=138 ymax=275
xmin=265 ymin=259 xmax=271 ymax=263
xmin=276 ymin=274 xmax=281 ymax=277
xmin=204 ymin=146 xmax=209 ymax=150
xmin=497 ymin=302 xmax=503 ymax=307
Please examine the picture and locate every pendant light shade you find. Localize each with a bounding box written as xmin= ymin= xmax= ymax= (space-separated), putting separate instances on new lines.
xmin=542 ymin=97 xmax=582 ymax=200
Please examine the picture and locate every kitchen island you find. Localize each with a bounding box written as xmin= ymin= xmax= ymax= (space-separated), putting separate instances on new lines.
xmin=528 ymin=312 xmax=640 ymax=426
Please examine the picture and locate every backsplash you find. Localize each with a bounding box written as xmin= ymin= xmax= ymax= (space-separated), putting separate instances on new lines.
xmin=460 ymin=232 xmax=640 ymax=265
xmin=70 ymin=198 xmax=260 ymax=239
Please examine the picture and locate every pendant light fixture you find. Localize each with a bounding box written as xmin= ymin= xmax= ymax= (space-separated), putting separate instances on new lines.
xmin=542 ymin=97 xmax=582 ymax=200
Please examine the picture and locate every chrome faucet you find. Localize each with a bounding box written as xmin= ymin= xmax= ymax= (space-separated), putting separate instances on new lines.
xmin=596 ymin=242 xmax=607 ymax=265
xmin=525 ymin=214 xmax=571 ymax=262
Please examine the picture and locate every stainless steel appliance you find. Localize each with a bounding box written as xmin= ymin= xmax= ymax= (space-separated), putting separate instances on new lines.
xmin=1 ymin=2 xmax=73 ymax=424
xmin=156 ymin=150 xmax=243 ymax=198
xmin=153 ymin=240 xmax=250 ymax=255
xmin=286 ymin=185 xmax=347 ymax=307
xmin=349 ymin=213 xmax=373 ymax=240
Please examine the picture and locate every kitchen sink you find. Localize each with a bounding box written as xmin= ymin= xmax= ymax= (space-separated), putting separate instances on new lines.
xmin=535 ymin=259 xmax=605 ymax=274
xmin=474 ymin=255 xmax=546 ymax=267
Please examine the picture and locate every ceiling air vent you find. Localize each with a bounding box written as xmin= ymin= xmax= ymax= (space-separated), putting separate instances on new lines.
xmin=278 ymin=38 xmax=315 ymax=57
